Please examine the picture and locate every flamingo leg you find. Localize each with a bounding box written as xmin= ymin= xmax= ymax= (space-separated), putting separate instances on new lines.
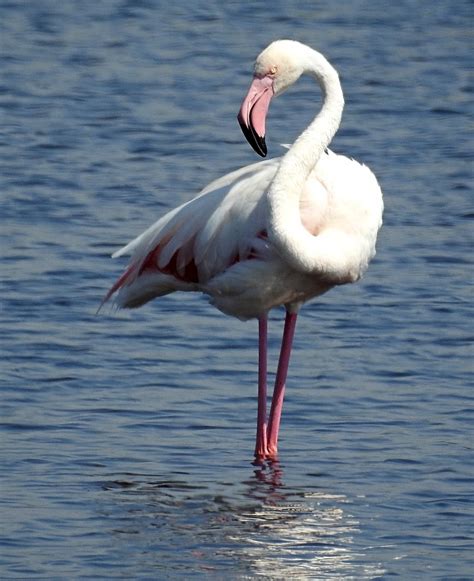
xmin=266 ymin=311 xmax=298 ymax=458
xmin=254 ymin=315 xmax=268 ymax=460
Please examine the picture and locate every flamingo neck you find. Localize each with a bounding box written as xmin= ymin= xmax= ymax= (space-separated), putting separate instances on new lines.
xmin=268 ymin=51 xmax=345 ymax=272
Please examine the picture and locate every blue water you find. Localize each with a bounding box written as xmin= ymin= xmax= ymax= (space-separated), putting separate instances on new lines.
xmin=1 ymin=1 xmax=473 ymax=578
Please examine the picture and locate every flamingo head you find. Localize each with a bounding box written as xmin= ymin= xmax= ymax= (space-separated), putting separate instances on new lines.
xmin=237 ymin=40 xmax=308 ymax=157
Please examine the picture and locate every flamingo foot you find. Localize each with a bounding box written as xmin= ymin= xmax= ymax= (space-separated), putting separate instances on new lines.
xmin=254 ymin=428 xmax=268 ymax=461
xmin=265 ymin=446 xmax=279 ymax=461
xmin=253 ymin=443 xmax=279 ymax=464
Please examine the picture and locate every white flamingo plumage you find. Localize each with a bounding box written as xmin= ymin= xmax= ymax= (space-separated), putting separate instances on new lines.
xmin=103 ymin=40 xmax=383 ymax=461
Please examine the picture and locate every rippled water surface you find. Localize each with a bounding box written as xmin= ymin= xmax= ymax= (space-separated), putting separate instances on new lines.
xmin=1 ymin=1 xmax=473 ymax=579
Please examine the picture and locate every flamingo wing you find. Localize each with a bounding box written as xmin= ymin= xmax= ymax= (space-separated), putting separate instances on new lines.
xmin=104 ymin=157 xmax=281 ymax=308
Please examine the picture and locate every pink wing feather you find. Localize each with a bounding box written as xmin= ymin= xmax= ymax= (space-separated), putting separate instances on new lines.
xmin=102 ymin=158 xmax=279 ymax=308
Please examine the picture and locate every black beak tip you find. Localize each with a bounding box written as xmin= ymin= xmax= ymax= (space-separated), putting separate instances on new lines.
xmin=257 ymin=137 xmax=267 ymax=157
xmin=237 ymin=115 xmax=267 ymax=158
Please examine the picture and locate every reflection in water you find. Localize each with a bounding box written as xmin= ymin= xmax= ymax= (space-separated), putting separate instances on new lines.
xmin=236 ymin=461 xmax=385 ymax=579
xmin=103 ymin=463 xmax=385 ymax=579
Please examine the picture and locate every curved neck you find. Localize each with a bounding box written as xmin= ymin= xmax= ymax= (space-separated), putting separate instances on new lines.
xmin=268 ymin=51 xmax=345 ymax=272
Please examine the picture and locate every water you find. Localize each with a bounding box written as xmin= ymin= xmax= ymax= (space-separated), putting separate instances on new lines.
xmin=1 ymin=1 xmax=473 ymax=578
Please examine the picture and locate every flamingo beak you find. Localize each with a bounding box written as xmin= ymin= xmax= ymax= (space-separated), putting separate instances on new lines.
xmin=237 ymin=75 xmax=274 ymax=157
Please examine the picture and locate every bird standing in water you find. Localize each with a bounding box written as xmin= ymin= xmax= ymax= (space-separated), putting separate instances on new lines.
xmin=103 ymin=40 xmax=383 ymax=461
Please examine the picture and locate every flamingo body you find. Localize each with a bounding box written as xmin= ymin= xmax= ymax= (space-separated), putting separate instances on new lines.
xmin=104 ymin=40 xmax=383 ymax=460
xmin=107 ymin=151 xmax=381 ymax=320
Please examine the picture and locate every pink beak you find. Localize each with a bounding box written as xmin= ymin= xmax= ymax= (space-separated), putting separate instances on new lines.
xmin=237 ymin=75 xmax=274 ymax=157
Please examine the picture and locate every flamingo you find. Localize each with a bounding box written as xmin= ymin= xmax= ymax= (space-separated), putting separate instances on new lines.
xmin=103 ymin=40 xmax=383 ymax=461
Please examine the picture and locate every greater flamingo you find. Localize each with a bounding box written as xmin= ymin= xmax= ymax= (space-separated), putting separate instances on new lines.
xmin=103 ymin=40 xmax=383 ymax=461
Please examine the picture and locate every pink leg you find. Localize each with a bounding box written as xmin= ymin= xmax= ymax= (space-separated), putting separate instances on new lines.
xmin=266 ymin=311 xmax=298 ymax=458
xmin=254 ymin=315 xmax=268 ymax=460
